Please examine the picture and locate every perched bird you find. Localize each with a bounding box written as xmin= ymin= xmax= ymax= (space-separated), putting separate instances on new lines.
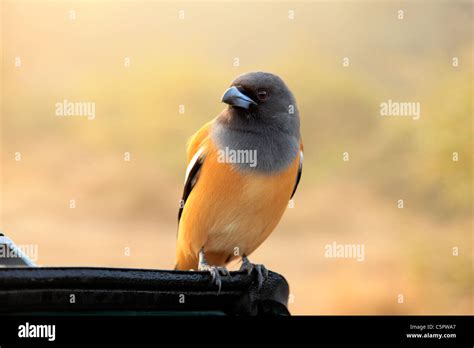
xmin=175 ymin=72 xmax=303 ymax=291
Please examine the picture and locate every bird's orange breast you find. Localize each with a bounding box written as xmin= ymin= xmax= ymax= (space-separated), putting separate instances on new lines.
xmin=176 ymin=129 xmax=300 ymax=269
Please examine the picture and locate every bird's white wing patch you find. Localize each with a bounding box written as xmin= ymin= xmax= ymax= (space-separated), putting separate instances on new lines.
xmin=185 ymin=146 xmax=206 ymax=184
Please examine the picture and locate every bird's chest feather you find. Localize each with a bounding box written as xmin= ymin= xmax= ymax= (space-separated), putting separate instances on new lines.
xmin=192 ymin=143 xmax=299 ymax=255
xmin=211 ymin=122 xmax=300 ymax=174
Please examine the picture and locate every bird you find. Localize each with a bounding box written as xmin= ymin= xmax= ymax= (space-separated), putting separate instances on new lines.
xmin=175 ymin=72 xmax=303 ymax=292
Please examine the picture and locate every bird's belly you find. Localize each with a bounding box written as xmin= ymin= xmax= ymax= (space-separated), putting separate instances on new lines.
xmin=178 ymin=146 xmax=299 ymax=266
xmin=204 ymin=166 xmax=295 ymax=260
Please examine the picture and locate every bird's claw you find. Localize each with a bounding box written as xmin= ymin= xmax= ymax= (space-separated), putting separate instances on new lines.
xmin=198 ymin=264 xmax=230 ymax=295
xmin=240 ymin=258 xmax=269 ymax=291
xmin=255 ymin=264 xmax=269 ymax=290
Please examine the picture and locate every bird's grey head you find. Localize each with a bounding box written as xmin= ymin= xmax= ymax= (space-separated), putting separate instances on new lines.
xmin=214 ymin=72 xmax=300 ymax=173
xmin=219 ymin=72 xmax=300 ymax=137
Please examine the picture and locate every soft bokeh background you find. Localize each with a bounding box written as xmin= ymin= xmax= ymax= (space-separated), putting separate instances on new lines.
xmin=1 ymin=1 xmax=472 ymax=314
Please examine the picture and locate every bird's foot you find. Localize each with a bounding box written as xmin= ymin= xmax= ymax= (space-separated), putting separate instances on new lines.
xmin=240 ymin=256 xmax=269 ymax=291
xmin=198 ymin=249 xmax=229 ymax=295
xmin=198 ymin=264 xmax=229 ymax=294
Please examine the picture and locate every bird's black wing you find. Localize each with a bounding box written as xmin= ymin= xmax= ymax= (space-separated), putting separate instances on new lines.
xmin=290 ymin=150 xmax=303 ymax=199
xmin=178 ymin=147 xmax=206 ymax=225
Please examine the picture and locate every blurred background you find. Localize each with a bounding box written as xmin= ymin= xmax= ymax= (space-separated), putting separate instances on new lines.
xmin=1 ymin=1 xmax=472 ymax=314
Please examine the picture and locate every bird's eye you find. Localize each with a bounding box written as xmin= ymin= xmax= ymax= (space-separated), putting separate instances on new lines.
xmin=257 ymin=89 xmax=268 ymax=101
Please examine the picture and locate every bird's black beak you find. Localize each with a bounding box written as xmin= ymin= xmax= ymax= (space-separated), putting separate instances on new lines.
xmin=221 ymin=86 xmax=257 ymax=109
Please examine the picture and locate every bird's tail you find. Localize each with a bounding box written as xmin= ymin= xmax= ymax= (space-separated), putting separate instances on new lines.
xmin=174 ymin=253 xmax=198 ymax=271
